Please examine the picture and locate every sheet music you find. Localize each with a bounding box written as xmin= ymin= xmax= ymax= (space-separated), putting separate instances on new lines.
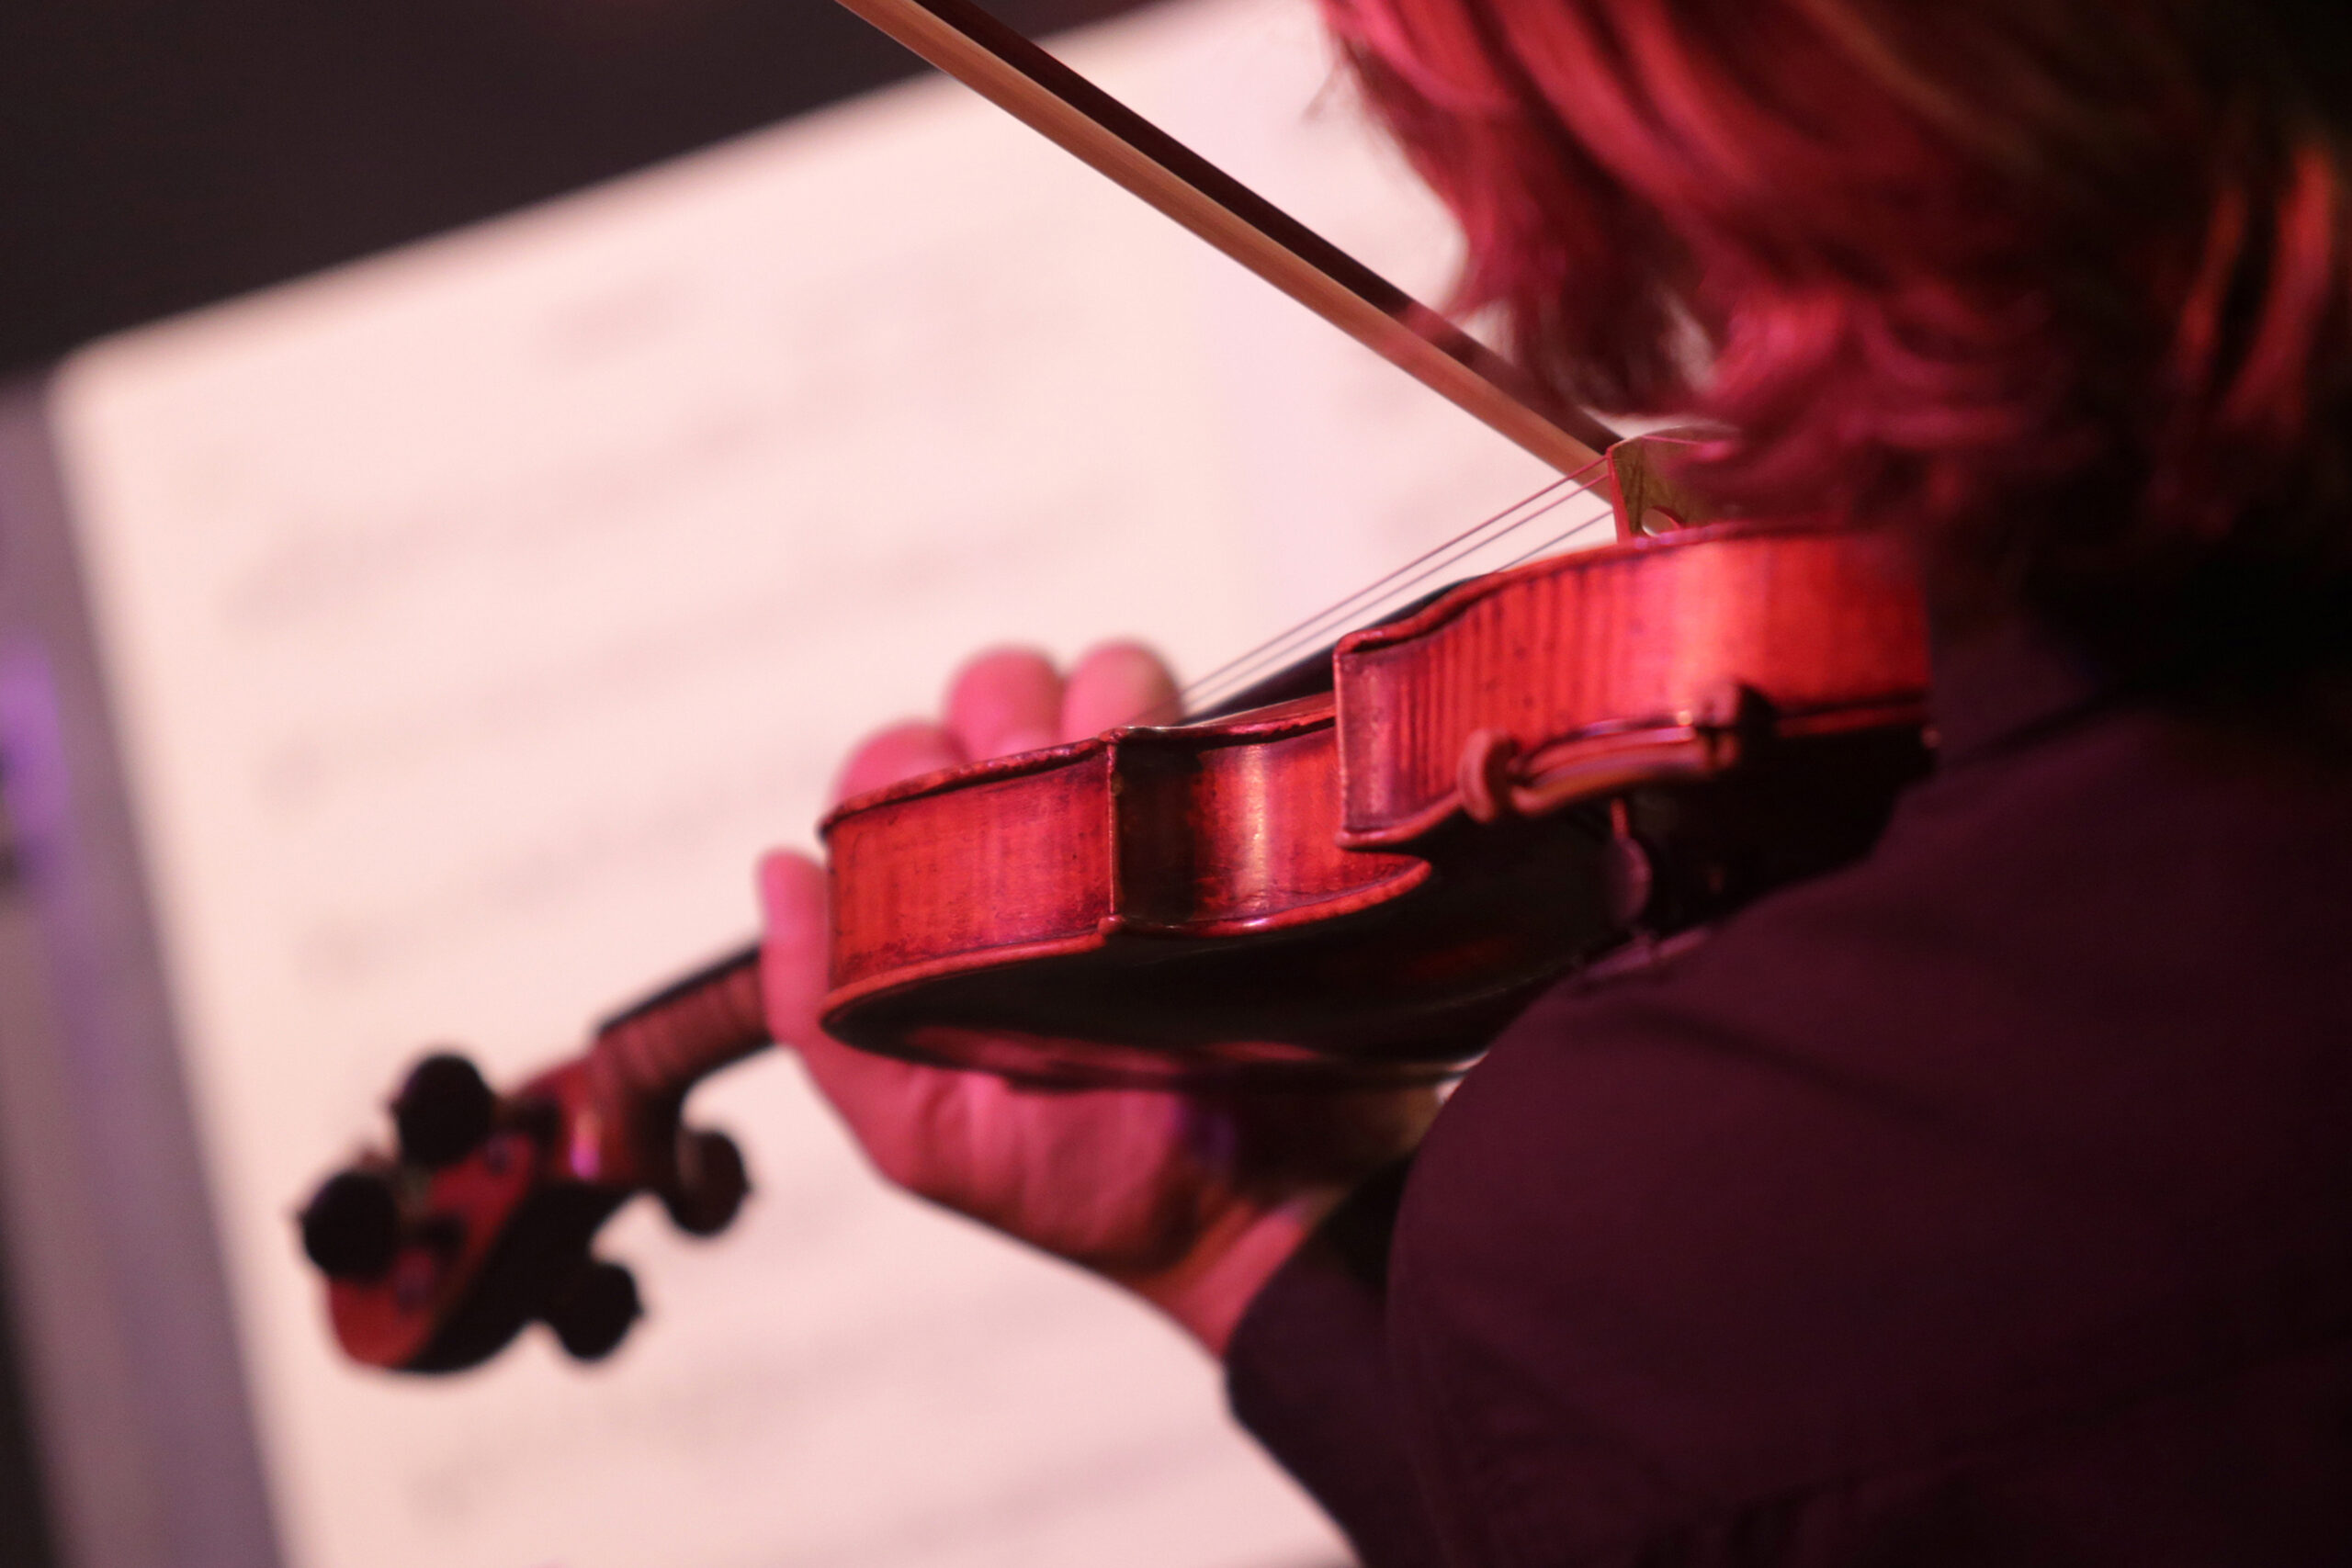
xmin=49 ymin=1 xmax=1559 ymax=1564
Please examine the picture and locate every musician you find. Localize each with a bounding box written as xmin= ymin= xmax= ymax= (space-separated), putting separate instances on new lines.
xmin=757 ymin=0 xmax=2352 ymax=1562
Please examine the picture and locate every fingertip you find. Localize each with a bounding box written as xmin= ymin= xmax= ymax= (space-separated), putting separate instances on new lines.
xmin=756 ymin=848 xmax=825 ymax=927
xmin=833 ymin=720 xmax=963 ymax=803
xmin=993 ymin=726 xmax=1058 ymax=758
xmin=1064 ymin=640 xmax=1182 ymax=739
xmin=946 ymin=647 xmax=1064 ymax=760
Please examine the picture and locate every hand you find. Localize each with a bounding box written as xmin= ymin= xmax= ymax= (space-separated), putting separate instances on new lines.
xmin=759 ymin=643 xmax=1437 ymax=1355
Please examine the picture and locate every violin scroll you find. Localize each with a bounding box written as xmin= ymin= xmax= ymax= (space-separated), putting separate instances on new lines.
xmin=390 ymin=1053 xmax=497 ymax=1169
xmin=299 ymin=951 xmax=769 ymax=1373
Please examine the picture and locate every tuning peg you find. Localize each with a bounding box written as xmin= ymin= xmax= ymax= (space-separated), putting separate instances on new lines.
xmin=393 ymin=1052 xmax=497 ymax=1168
xmin=300 ymin=1168 xmax=401 ymax=1281
xmin=662 ymin=1127 xmax=750 ymax=1236
xmin=544 ymin=1259 xmax=640 ymax=1361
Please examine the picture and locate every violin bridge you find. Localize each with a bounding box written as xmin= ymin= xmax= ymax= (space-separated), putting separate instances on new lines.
xmin=1605 ymin=432 xmax=1728 ymax=540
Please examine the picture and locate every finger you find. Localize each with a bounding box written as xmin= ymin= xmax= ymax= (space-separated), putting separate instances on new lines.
xmin=833 ymin=720 xmax=963 ymax=805
xmin=1061 ymin=641 xmax=1181 ymax=741
xmin=945 ymin=647 xmax=1063 ymax=761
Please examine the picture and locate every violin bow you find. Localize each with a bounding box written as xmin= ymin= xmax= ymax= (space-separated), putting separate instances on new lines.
xmin=830 ymin=0 xmax=1617 ymax=476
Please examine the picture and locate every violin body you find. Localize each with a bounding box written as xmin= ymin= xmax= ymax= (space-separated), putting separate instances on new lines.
xmin=822 ymin=519 xmax=1931 ymax=1084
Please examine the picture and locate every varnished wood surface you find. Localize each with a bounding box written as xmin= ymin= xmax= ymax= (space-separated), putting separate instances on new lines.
xmin=828 ymin=744 xmax=1116 ymax=991
xmin=1337 ymin=524 xmax=1929 ymax=843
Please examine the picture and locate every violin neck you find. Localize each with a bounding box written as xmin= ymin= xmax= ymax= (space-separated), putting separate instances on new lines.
xmin=829 ymin=0 xmax=1615 ymax=476
xmin=589 ymin=945 xmax=770 ymax=1103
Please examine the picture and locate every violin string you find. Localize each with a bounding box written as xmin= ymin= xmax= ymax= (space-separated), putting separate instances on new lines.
xmin=1173 ymin=483 xmax=1603 ymax=718
xmin=1173 ymin=475 xmax=1613 ymax=716
xmin=1489 ymin=505 xmax=1619 ymax=574
xmin=1354 ymin=482 xmax=1616 ymax=606
xmin=1172 ymin=456 xmax=1611 ymax=717
xmin=1176 ymin=524 xmax=1563 ymax=716
xmin=1173 ymin=467 xmax=1594 ymax=714
xmin=1183 ymin=457 xmax=1606 ymax=690
xmin=1193 ymin=484 xmax=1606 ymax=703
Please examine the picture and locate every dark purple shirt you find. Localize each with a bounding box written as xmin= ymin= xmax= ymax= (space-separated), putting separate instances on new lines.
xmin=1226 ymin=628 xmax=2352 ymax=1566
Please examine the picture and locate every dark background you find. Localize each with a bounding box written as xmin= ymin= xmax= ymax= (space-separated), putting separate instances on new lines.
xmin=0 ymin=0 xmax=1133 ymax=1561
xmin=0 ymin=0 xmax=1135 ymax=378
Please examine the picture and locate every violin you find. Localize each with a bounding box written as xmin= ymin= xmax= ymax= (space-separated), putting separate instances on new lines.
xmin=296 ymin=0 xmax=1932 ymax=1374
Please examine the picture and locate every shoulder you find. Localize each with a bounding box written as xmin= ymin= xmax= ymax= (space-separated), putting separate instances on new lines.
xmin=1387 ymin=697 xmax=2352 ymax=1559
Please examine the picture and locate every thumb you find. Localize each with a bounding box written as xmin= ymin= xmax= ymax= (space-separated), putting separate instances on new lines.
xmin=756 ymin=849 xmax=831 ymax=1048
xmin=754 ymin=846 xmax=934 ymax=1177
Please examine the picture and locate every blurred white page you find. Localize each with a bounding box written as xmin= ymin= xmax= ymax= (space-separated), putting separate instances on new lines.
xmin=50 ymin=0 xmax=1561 ymax=1564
